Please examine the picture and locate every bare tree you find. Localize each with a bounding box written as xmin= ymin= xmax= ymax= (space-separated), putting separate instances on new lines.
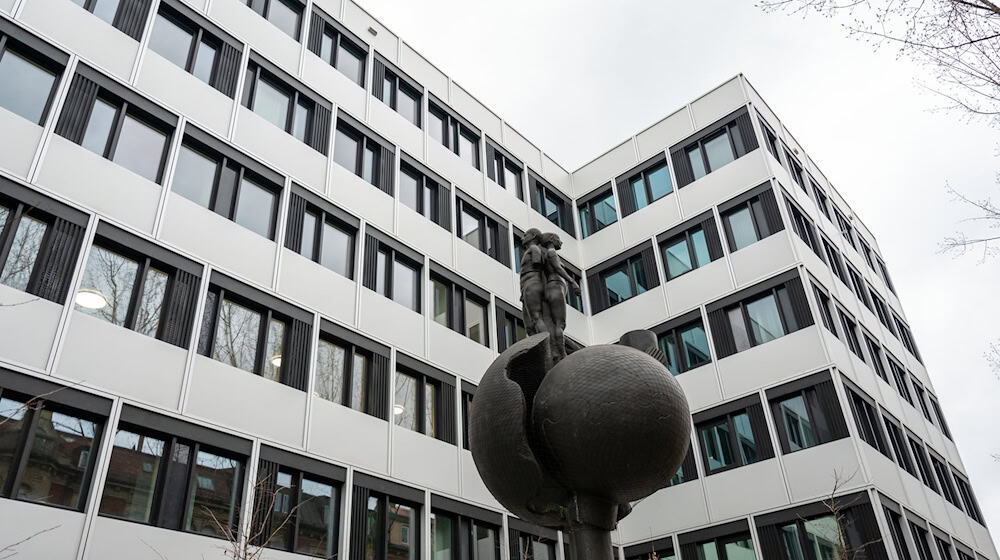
xmin=818 ymin=470 xmax=882 ymax=560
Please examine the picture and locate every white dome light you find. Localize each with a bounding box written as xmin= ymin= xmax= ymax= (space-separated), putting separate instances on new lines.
xmin=393 ymin=404 xmax=405 ymax=416
xmin=75 ymin=289 xmax=108 ymax=310
xmin=270 ymin=354 xmax=282 ymax=368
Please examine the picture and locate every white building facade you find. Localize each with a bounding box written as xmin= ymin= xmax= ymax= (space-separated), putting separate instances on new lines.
xmin=0 ymin=0 xmax=994 ymax=559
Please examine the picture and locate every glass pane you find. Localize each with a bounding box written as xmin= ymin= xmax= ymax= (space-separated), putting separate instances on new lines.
xmin=424 ymin=382 xmax=437 ymax=437
xmin=779 ymin=395 xmax=816 ymax=452
xmin=392 ymin=260 xmax=418 ymax=311
xmin=234 ymin=177 xmax=276 ymax=237
xmin=99 ymin=430 xmax=165 ymax=522
xmin=630 ymin=177 xmax=649 ymax=210
xmin=92 ymin=0 xmax=121 ymax=24
xmin=780 ymin=523 xmax=806 ymax=560
xmin=631 ymin=257 xmax=648 ymax=294
xmin=149 ymin=13 xmax=195 ymax=71
xmin=432 ymin=280 xmax=449 ymax=327
xmin=335 ymin=42 xmax=364 ymax=85
xmin=113 ymin=113 xmax=168 ymax=182
xmin=320 ymin=221 xmax=353 ymax=277
xmin=375 ymin=250 xmax=387 ymax=295
xmin=365 ymin=496 xmax=380 ymax=560
xmin=803 ymin=516 xmax=840 ymax=560
xmin=399 ymin=168 xmax=420 ymax=213
xmin=687 ymin=146 xmax=707 ymax=180
xmin=315 ymin=339 xmax=346 ymax=403
xmin=75 ymin=245 xmax=140 ymax=326
xmin=726 ymin=207 xmax=757 ymax=250
xmin=459 ymin=133 xmax=477 ymax=168
xmin=362 ymin=145 xmax=377 ymax=184
xmin=603 ymin=266 xmax=632 ymax=305
xmin=729 ymin=307 xmax=751 ymax=352
xmin=704 ymin=130 xmax=735 ymax=172
xmin=664 ymin=238 xmax=692 ymax=279
xmin=461 ymin=209 xmax=481 ymax=248
xmin=647 ymin=164 xmax=673 ymax=201
xmin=334 ymin=128 xmax=360 ymax=172
xmin=17 ymin=408 xmax=98 ymax=508
xmin=81 ymin=97 xmax=117 ymax=156
xmin=192 ymin=40 xmax=217 ymax=84
xmin=700 ymin=421 xmax=734 ymax=471
xmin=183 ymin=450 xmax=242 ymax=537
xmin=503 ymin=165 xmax=520 ymax=193
xmin=172 ymin=144 xmax=217 ymax=208
xmin=428 ymin=111 xmax=444 ymax=144
xmin=267 ymin=0 xmax=300 ymax=38
xmin=532 ymin=540 xmax=552 ymax=560
xmin=733 ymin=412 xmax=757 ymax=464
xmin=423 ymin=186 xmax=434 ymax=221
xmin=723 ymin=539 xmax=756 ymax=560
xmin=268 ymin=471 xmax=295 ymax=551
xmin=253 ymin=76 xmax=291 ymax=131
xmin=474 ymin=525 xmax=498 ymax=560
xmin=397 ymin=87 xmax=419 ymax=126
xmin=301 ymin=210 xmax=318 ymax=259
xmin=0 ymin=215 xmax=48 ymax=292
xmin=292 ymin=99 xmax=310 ymax=142
xmin=296 ymin=478 xmax=336 ymax=557
xmin=593 ymin=193 xmax=617 ymax=228
xmin=0 ymin=49 xmax=57 ymax=124
xmin=134 ymin=267 xmax=169 ymax=337
xmin=0 ymin=397 xmax=28 ymax=492
xmin=658 ymin=332 xmax=679 ymax=376
xmin=350 ymin=353 xmax=367 ymax=411
xmin=465 ymin=298 xmax=485 ymax=344
xmin=697 ymin=542 xmax=720 ymax=560
xmin=387 ymin=502 xmax=415 ymax=560
xmin=746 ymin=294 xmax=785 ymax=344
xmin=320 ymin=32 xmax=335 ymax=64
xmin=261 ymin=317 xmax=285 ymax=382
xmin=394 ymin=371 xmax=418 ymax=431
xmin=690 ymin=228 xmax=711 ymax=268
xmin=432 ymin=513 xmax=454 ymax=560
xmin=212 ymin=298 xmax=262 ymax=373
xmin=680 ymin=324 xmax=711 ymax=370
xmin=579 ymin=206 xmax=592 ymax=238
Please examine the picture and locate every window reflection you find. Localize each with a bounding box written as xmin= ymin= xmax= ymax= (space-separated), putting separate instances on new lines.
xmin=17 ymin=409 xmax=98 ymax=508
xmin=778 ymin=394 xmax=816 ymax=452
xmin=315 ymin=339 xmax=347 ymax=404
xmin=296 ymin=478 xmax=336 ymax=556
xmin=0 ymin=48 xmax=58 ymax=124
xmin=81 ymin=97 xmax=117 ymax=156
xmin=745 ymin=293 xmax=784 ymax=344
xmin=424 ymin=381 xmax=437 ymax=438
xmin=212 ymin=298 xmax=262 ymax=373
xmin=112 ymin=114 xmax=168 ymax=183
xmin=394 ymin=371 xmax=418 ymax=432
xmin=99 ymin=429 xmax=166 ymax=522
xmin=234 ymin=177 xmax=276 ymax=238
xmin=392 ymin=260 xmax=418 ymax=311
xmin=261 ymin=317 xmax=286 ymax=382
xmin=0 ymin=214 xmax=48 ymax=292
xmin=387 ymin=501 xmax=416 ymax=560
xmin=172 ymin=144 xmax=218 ymax=208
xmin=135 ymin=267 xmax=169 ymax=337
xmin=183 ymin=450 xmax=242 ymax=537
xmin=76 ymin=245 xmax=140 ymax=326
xmin=0 ymin=397 xmax=29 ymax=492
xmin=431 ymin=513 xmax=453 ymax=560
xmin=464 ymin=298 xmax=485 ymax=344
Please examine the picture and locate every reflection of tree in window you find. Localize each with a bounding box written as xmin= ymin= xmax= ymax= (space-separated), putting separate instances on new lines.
xmin=183 ymin=449 xmax=242 ymax=537
xmin=212 ymin=298 xmax=262 ymax=373
xmin=77 ymin=246 xmax=139 ymax=326
xmin=0 ymin=397 xmax=28 ymax=491
xmin=387 ymin=502 xmax=415 ymax=560
xmin=0 ymin=214 xmax=47 ymax=291
xmin=394 ymin=371 xmax=418 ymax=432
xmin=315 ymin=339 xmax=347 ymax=403
xmin=777 ymin=395 xmax=815 ymax=452
xmin=16 ymin=409 xmax=98 ymax=508
xmin=99 ymin=429 xmax=165 ymax=522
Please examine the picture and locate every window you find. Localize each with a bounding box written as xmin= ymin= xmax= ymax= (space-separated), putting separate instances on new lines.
xmin=884 ymin=507 xmax=911 ymax=560
xmin=601 ymin=255 xmax=649 ymax=307
xmin=363 ymin=233 xmax=422 ymax=313
xmin=869 ymin=288 xmax=895 ymax=334
xmin=68 ymin=0 xmax=149 ymax=38
xmin=394 ymin=359 xmax=455 ymax=444
xmin=811 ymin=181 xmax=831 ymax=220
xmin=783 ymin=148 xmax=807 ymax=192
xmin=720 ymin=186 xmax=783 ymax=252
xmin=887 ymin=356 xmax=913 ymax=405
xmin=876 ymin=256 xmax=896 ymax=294
xmin=688 ymin=127 xmax=738 ymax=181
xmin=172 ymin=134 xmax=282 ymax=239
xmin=98 ymin=408 xmax=247 ymax=539
xmin=428 ymin=100 xmax=481 ymax=169
xmin=529 ymin=173 xmax=574 ymax=236
xmin=625 ymin=160 xmax=672 ymax=212
xmin=683 ymin=531 xmax=756 ymax=560
xmin=909 ymin=379 xmax=933 ymax=423
xmin=56 ymin=72 xmax=174 ymax=184
xmin=821 ymin=236 xmax=849 ymax=286
xmin=927 ymin=395 xmax=953 ymax=439
xmin=486 ymin=140 xmax=524 ymax=200
xmin=242 ymin=60 xmax=330 ymax=152
xmin=198 ymin=276 xmax=312 ymax=390
xmin=431 ymin=271 xmax=490 ymax=347
xmin=767 ymin=373 xmax=847 ymax=454
xmin=0 ymin=385 xmax=104 ymax=511
xmin=496 ymin=303 xmax=527 ymax=353
xmin=563 ymin=265 xmax=584 ymax=313
xmin=655 ymin=315 xmax=712 ymax=375
xmin=695 ymin=398 xmax=772 ymax=475
xmin=930 ymin=453 xmax=961 ymax=508
xmin=245 ymin=0 xmax=302 ymax=39
xmin=811 ymin=283 xmax=836 ymax=335
xmin=374 ymin=59 xmax=421 ymax=127
xmin=671 ymin=110 xmax=757 ymax=188
xmin=775 ymin=515 xmax=846 ymax=560
xmin=399 ymin=159 xmax=450 ymax=229
xmin=863 ymin=335 xmax=889 ymax=382
xmin=358 ymin=489 xmax=420 ymax=560
xmin=883 ymin=414 xmax=916 ymax=476
xmin=708 ymin=272 xmax=812 ymax=358
xmin=0 ymin=204 xmax=50 ymax=293
xmin=909 ymin=523 xmax=934 ymax=560
xmin=73 ymin=227 xmax=201 ymax=347
xmin=625 ymin=540 xmax=676 ymax=560
xmin=936 ymin=538 xmax=955 ymax=560
xmin=844 ymin=386 xmax=889 ymax=456
xmin=147 ymin=4 xmax=239 ymax=96
xmin=832 ymin=207 xmax=857 ymax=250
xmin=730 ymin=288 xmax=792 ymax=349
xmin=513 ymin=532 xmax=556 ymax=560
xmin=290 ymin=199 xmax=356 ymax=278
xmin=847 ymin=265 xmax=871 ymax=310
xmin=334 ymin=117 xmax=394 ymax=195
xmin=837 ymin=308 xmax=864 ymax=359
xmin=785 ymin=196 xmax=822 ymax=256
xmin=0 ymin=30 xmax=63 ymax=125
xmin=456 ymin=196 xmax=509 ymax=266
xmin=461 ymin=386 xmax=474 ymax=450
xmin=578 ymin=187 xmax=617 ymax=238
xmin=907 ymin=436 xmax=938 ymax=492
xmin=667 ymin=449 xmax=698 ymax=487
xmin=894 ymin=315 xmax=921 ymax=361
xmin=661 ymin=226 xmax=711 ymax=280
xmin=952 ymin=471 xmax=984 ymax=525
xmin=308 ymin=11 xmax=366 ymax=86
xmin=759 ymin=115 xmax=780 ymax=160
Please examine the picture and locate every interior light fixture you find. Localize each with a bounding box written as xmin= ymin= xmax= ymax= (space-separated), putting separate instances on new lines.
xmin=75 ymin=288 xmax=108 ymax=310
xmin=393 ymin=404 xmax=405 ymax=416
xmin=270 ymin=354 xmax=282 ymax=368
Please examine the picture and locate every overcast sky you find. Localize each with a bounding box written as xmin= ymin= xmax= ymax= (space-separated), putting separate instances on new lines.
xmin=355 ymin=0 xmax=1000 ymax=545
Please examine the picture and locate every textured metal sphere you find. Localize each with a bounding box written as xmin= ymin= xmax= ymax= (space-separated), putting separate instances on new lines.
xmin=531 ymin=344 xmax=691 ymax=502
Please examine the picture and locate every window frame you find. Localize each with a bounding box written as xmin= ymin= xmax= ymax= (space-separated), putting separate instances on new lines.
xmin=79 ymin=91 xmax=174 ymax=184
xmin=686 ymin=123 xmax=742 ymax=180
xmin=653 ymin=310 xmax=712 ymax=376
xmin=883 ymin=412 xmax=917 ymax=476
xmin=292 ymin=192 xmax=357 ymax=279
xmin=376 ymin=58 xmax=422 ymax=128
xmin=766 ymin=371 xmax=847 ymax=455
xmin=694 ymin=398 xmax=770 ymax=476
xmin=365 ymin=231 xmax=423 ymax=313
xmin=844 ymin=384 xmax=890 ymax=457
xmin=455 ymin=194 xmax=508 ymax=267
xmin=148 ymin=3 xmax=233 ymax=93
xmin=599 ymin=254 xmax=648 ymax=308
xmin=577 ymin=186 xmax=617 ymax=238
xmin=394 ymin=356 xmax=456 ymax=444
xmin=428 ymin=98 xmax=481 ymax=170
xmin=0 ymin=31 xmax=65 ymax=126
xmin=314 ymin=333 xmax=373 ymax=412
xmin=660 ymin=224 xmax=711 ymax=281
xmin=430 ymin=268 xmax=491 ymax=347
xmin=398 ymin=155 xmax=450 ymax=230
xmin=486 ymin=138 xmax=524 ymax=200
xmin=243 ymin=59 xmax=328 ymax=152
xmin=309 ymin=8 xmax=367 ymax=87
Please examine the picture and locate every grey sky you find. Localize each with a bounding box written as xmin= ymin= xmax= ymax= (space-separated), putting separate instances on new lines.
xmin=356 ymin=0 xmax=1000 ymax=544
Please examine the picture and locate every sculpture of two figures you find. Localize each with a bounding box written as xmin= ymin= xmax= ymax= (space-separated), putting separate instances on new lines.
xmin=468 ymin=229 xmax=693 ymax=560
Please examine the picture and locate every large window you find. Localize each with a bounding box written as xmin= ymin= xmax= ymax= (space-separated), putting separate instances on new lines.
xmin=719 ymin=186 xmax=783 ymax=252
xmin=431 ymin=271 xmax=490 ymax=347
xmin=245 ymin=0 xmax=302 ymax=39
xmin=884 ymin=507 xmax=911 ymax=560
xmin=0 ymin=203 xmax=51 ymax=294
xmin=147 ymin=3 xmax=240 ymax=96
xmin=578 ymin=187 xmax=617 ymax=238
xmin=512 ymin=532 xmax=556 ymax=560
xmin=785 ymin=196 xmax=822 ymax=256
xmin=883 ymin=413 xmax=916 ymax=477
xmin=334 ymin=117 xmax=394 ymax=195
xmin=863 ymin=334 xmax=889 ymax=382
xmin=659 ymin=216 xmax=722 ymax=280
xmin=686 ymin=126 xmax=739 ymax=181
xmin=782 ymin=148 xmax=807 ymax=192
xmin=833 ymin=207 xmax=857 ymax=250
xmin=286 ymin=189 xmax=357 ymax=278
xmin=456 ymin=196 xmax=509 ymax=266
xmin=655 ymin=315 xmax=711 ymax=375
xmin=837 ymin=308 xmax=864 ymax=359
xmin=308 ymin=11 xmax=366 ymax=86
xmin=757 ymin=497 xmax=887 ymax=560
xmin=0 ymin=384 xmax=105 ymax=511
xmin=172 ymin=134 xmax=282 ymax=239
xmin=243 ymin=60 xmax=330 ymax=152
xmin=929 ymin=452 xmax=961 ymax=509
xmin=821 ymin=236 xmax=849 ymax=286
xmin=364 ymin=234 xmax=422 ymax=313
xmin=0 ymin=31 xmax=63 ymax=125
xmin=907 ymin=435 xmax=938 ymax=492
xmin=68 ymin=0 xmax=150 ymax=38
xmin=602 ymin=255 xmax=649 ymax=307
xmin=682 ymin=531 xmax=756 ymax=560
xmin=709 ymin=275 xmax=811 ymax=356
xmin=486 ymin=140 xmax=524 ymax=200
xmin=496 ymin=303 xmax=527 ymax=353
xmin=74 ymin=228 xmax=201 ymax=347
xmin=359 ymin=489 xmax=420 ymax=560
xmin=766 ymin=373 xmax=847 ymax=454
xmin=887 ymin=356 xmax=913 ymax=405
xmin=394 ymin=359 xmax=455 ymax=445
xmin=909 ymin=522 xmax=934 ymax=560
xmin=429 ymin=100 xmax=480 ymax=169
xmin=844 ymin=385 xmax=890 ymax=456
xmin=528 ymin=174 xmax=574 ymax=236
xmin=671 ymin=110 xmax=757 ymax=188
xmin=587 ymin=244 xmax=659 ymax=314
xmin=624 ymin=160 xmax=672 ymax=213
xmin=374 ymin=59 xmax=422 ymax=128
xmin=99 ymin=407 xmax=247 ymax=539
xmin=952 ymin=470 xmax=985 ymax=525
xmin=695 ymin=397 xmax=772 ymax=475
xmin=399 ymin=159 xmax=449 ymax=229
xmin=315 ymin=338 xmax=369 ymax=410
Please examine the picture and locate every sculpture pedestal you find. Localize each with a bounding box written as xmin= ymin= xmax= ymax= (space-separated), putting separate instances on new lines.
xmin=566 ymin=527 xmax=614 ymax=560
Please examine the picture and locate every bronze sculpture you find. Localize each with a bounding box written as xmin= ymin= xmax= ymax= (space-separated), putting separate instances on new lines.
xmin=469 ymin=230 xmax=692 ymax=560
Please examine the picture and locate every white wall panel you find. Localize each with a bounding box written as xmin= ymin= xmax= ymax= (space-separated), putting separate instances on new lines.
xmin=689 ymin=78 xmax=747 ymax=130
xmin=301 ymin=54 xmax=368 ymax=118
xmin=86 ymin=516 xmax=228 ymax=560
xmin=136 ymin=51 xmax=234 ymax=138
xmin=396 ymin=207 xmax=452 ymax=269
xmin=619 ymin=480 xmax=710 ymax=542
xmin=277 ymin=250 xmax=357 ymax=327
xmin=309 ymin=398 xmax=389 ymax=473
xmin=357 ymin=288 xmax=424 ymax=357
xmin=209 ymin=0 xmax=300 ymax=73
xmin=717 ymin=327 xmax=826 ymax=399
xmin=0 ymin=284 xmax=61 ymax=370
xmin=330 ymin=165 xmax=394 ymax=233
xmin=426 ymin=322 xmax=493 ymax=385
xmin=571 ymin=140 xmax=636 ymax=198
xmin=589 ymin=289 xmax=667 ymax=344
xmin=635 ymin=109 xmax=692 ymax=163
xmin=0 ymin=499 xmax=85 ymax=558
xmin=703 ymin=458 xmax=786 ymax=521
xmin=0 ymin=108 xmax=43 ymax=179
xmin=663 ymin=259 xmax=732 ymax=315
xmin=782 ymin=438 xmax=864 ymax=503
xmin=233 ymin=107 xmax=327 ymax=193
xmin=391 ymin=426 xmax=459 ymax=494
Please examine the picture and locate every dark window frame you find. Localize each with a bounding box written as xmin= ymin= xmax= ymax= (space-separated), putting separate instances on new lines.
xmin=495 ymin=300 xmax=526 ymax=353
xmin=334 ymin=115 xmax=393 ymax=194
xmin=291 ymin=196 xmax=358 ymax=279
xmin=883 ymin=413 xmax=916 ymax=476
xmin=455 ymin=194 xmax=508 ymax=267
xmin=485 ymin=138 xmax=524 ymax=200
xmin=70 ymin=0 xmax=152 ymax=39
xmin=766 ymin=370 xmax=848 ymax=454
xmin=430 ymin=267 xmax=491 ymax=347
xmin=0 ymin=30 xmax=65 ymax=126
xmin=907 ymin=434 xmax=939 ymax=493
xmin=694 ymin=396 xmax=772 ymax=476
xmin=653 ymin=310 xmax=712 ymax=376
xmin=246 ymin=0 xmax=303 ymax=40
xmin=394 ymin=355 xmax=456 ymax=444
xmin=149 ymin=2 xmax=239 ymax=96
xmin=718 ymin=184 xmax=783 ymax=252
xmin=308 ymin=7 xmax=367 ymax=87
xmin=577 ymin=185 xmax=617 ymax=238
xmin=364 ymin=231 xmax=423 ymax=313
xmin=428 ymin=98 xmax=481 ymax=170
xmin=376 ymin=62 xmax=422 ymax=128
xmin=528 ymin=172 xmax=574 ymax=236
xmin=242 ymin=58 xmax=330 ymax=152
xmin=844 ymin=384 xmax=890 ymax=457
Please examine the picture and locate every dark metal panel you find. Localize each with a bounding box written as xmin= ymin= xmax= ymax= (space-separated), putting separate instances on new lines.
xmin=586 ymin=272 xmax=606 ymax=315
xmin=307 ymin=11 xmax=324 ymax=55
xmin=754 ymin=523 xmax=783 ymax=560
xmin=259 ymin=445 xmax=347 ymax=482
xmin=614 ymin=177 xmax=635 ymax=218
xmin=282 ymin=319 xmax=311 ymax=391
xmin=746 ymin=402 xmax=774 ymax=460
xmin=484 ymin=142 xmax=497 ymax=181
xmin=815 ymin=379 xmax=850 ymax=441
xmin=250 ymin=459 xmax=279 ymax=546
xmin=702 ymin=215 xmax=724 ymax=261
xmin=353 ymin=472 xmax=424 ymax=503
xmin=31 ymin=217 xmax=84 ymax=304
xmin=362 ymin=233 xmax=378 ymax=291
xmin=640 ymin=246 xmax=660 ymax=290
xmin=0 ymin=367 xmax=112 ymax=416
xmin=707 ymin=307 xmax=735 ymax=359
xmin=119 ymin=404 xmax=253 ymax=455
xmin=733 ymin=111 xmax=759 ymax=156
xmin=113 ymin=0 xmax=152 ymax=40
xmin=161 ymin=268 xmax=200 ymax=348
xmin=367 ymin=353 xmax=389 ymax=420
xmin=55 ymin=73 xmax=99 ymax=144
xmin=372 ymin=58 xmax=385 ymax=100
xmin=349 ymin=485 xmax=370 ymax=560
xmin=214 ymin=42 xmax=242 ymax=98
xmin=758 ymin=187 xmax=784 ymax=236
xmin=496 ymin=221 xmax=510 ymax=267
xmin=378 ymin=144 xmax=394 ymax=196
xmin=439 ymin=382 xmax=456 ymax=445
xmin=285 ymin=192 xmax=306 ymax=251
xmin=311 ymin=104 xmax=331 ymax=154
xmin=670 ymin=147 xmax=694 ymax=189
xmin=785 ymin=274 xmax=814 ymax=331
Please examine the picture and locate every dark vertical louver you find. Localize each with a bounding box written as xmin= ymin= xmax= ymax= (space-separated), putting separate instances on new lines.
xmin=755 ymin=524 xmax=783 ymax=559
xmin=707 ymin=307 xmax=736 ymax=359
xmin=437 ymin=188 xmax=451 ymax=231
xmin=496 ymin=222 xmax=510 ymax=267
xmin=250 ymin=459 xmax=280 ymax=546
xmin=307 ymin=12 xmax=324 ymax=55
xmin=282 ymin=319 xmax=311 ymax=391
xmin=615 ymin=178 xmax=636 ymax=218
xmin=112 ymin=0 xmax=152 ymax=40
xmin=349 ymin=485 xmax=371 ymax=560
xmin=640 ymin=246 xmax=660 ymax=290
xmin=586 ymin=272 xmax=606 ymax=315
xmin=702 ymin=215 xmax=724 ymax=261
xmin=284 ymin=193 xmax=306 ymax=251
xmin=671 ymin=148 xmax=695 ymax=188
xmin=214 ymin=43 xmax=242 ymax=98
xmin=55 ymin=74 xmax=99 ymax=144
xmin=248 ymin=0 xmax=266 ymax=17
xmin=814 ymin=379 xmax=849 ymax=440
xmin=371 ymin=59 xmax=385 ymax=100
xmin=367 ymin=353 xmax=389 ymax=419
xmin=679 ymin=543 xmax=697 ymax=560
xmin=784 ymin=275 xmax=814 ymax=331
xmin=311 ymin=106 xmax=331 ymax=154
xmin=161 ymin=269 xmax=200 ymax=348
xmin=758 ymin=188 xmax=784 ymax=236
xmin=734 ymin=111 xmax=759 ymax=155
xmin=494 ymin=306 xmax=504 ymax=352
xmin=508 ymin=529 xmax=522 ymax=560
xmin=527 ymin=179 xmax=539 ymax=212
xmin=440 ymin=383 xmax=456 ymax=444
xmin=484 ymin=144 xmax=497 ymax=181
xmin=362 ymin=234 xmax=379 ymax=290
xmin=30 ymin=218 xmax=84 ymax=304
xmin=377 ymin=145 xmax=394 ymax=196
xmin=746 ymin=403 xmax=774 ymax=460
xmin=198 ymin=290 xmax=219 ymax=356
xmin=680 ymin=447 xmax=698 ymax=481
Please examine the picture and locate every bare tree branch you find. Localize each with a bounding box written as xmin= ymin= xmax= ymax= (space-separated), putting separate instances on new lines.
xmin=0 ymin=526 xmax=61 ymax=559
